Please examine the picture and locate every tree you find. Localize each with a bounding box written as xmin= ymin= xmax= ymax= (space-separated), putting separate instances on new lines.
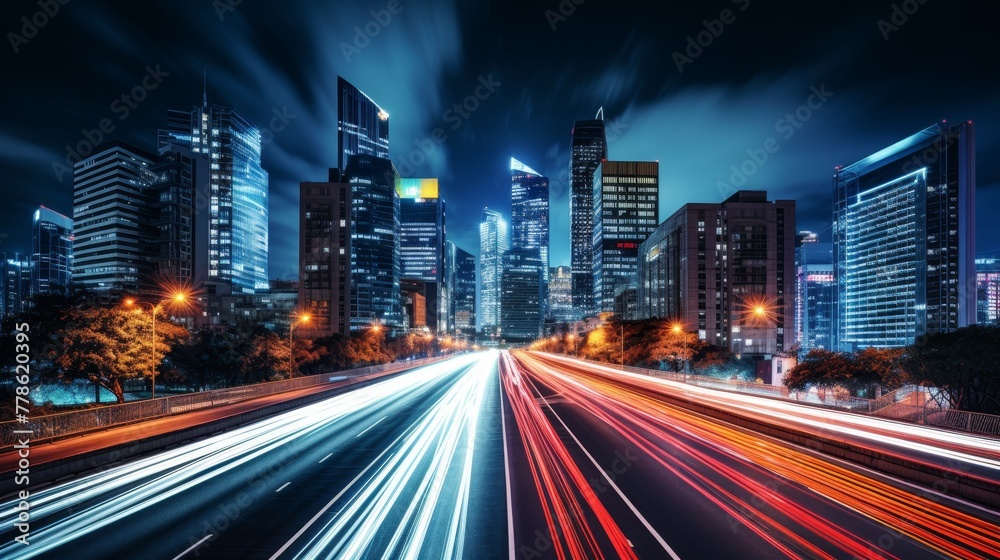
xmin=783 ymin=349 xmax=854 ymax=393
xmin=784 ymin=347 xmax=908 ymax=398
xmin=647 ymin=322 xmax=698 ymax=372
xmin=902 ymin=325 xmax=1000 ymax=414
xmin=54 ymin=306 xmax=186 ymax=402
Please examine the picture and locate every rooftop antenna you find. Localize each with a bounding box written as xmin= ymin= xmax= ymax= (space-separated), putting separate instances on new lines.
xmin=202 ymin=67 xmax=208 ymax=108
xmin=595 ymin=106 xmax=604 ymax=120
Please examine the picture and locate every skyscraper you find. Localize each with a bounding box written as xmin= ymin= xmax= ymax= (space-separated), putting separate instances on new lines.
xmin=345 ymin=154 xmax=402 ymax=331
xmin=479 ymin=208 xmax=508 ymax=334
xmin=31 ymin=206 xmax=73 ymax=296
xmin=593 ymin=160 xmax=659 ymax=312
xmin=1 ymin=254 xmax=30 ymax=317
xmin=159 ymin=101 xmax=269 ymax=294
xmin=501 ymin=248 xmax=543 ymax=340
xmin=72 ymin=143 xmax=157 ymax=292
xmin=547 ymin=265 xmax=573 ymax=324
xmin=444 ymin=240 xmax=477 ymax=335
xmin=299 ymin=170 xmax=352 ymax=337
xmin=510 ymin=157 xmax=550 ymax=283
xmin=569 ymin=114 xmax=607 ymax=318
xmin=638 ymin=191 xmax=796 ymax=357
xmin=833 ymin=121 xmax=976 ymax=350
xmin=977 ymin=259 xmax=1000 ymax=325
xmin=794 ymin=234 xmax=835 ymax=353
xmin=147 ymin=145 xmax=212 ymax=289
xmin=397 ymin=178 xmax=445 ymax=330
xmin=337 ymin=76 xmax=389 ymax=173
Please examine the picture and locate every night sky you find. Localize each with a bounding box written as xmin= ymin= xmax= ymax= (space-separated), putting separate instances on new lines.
xmin=2 ymin=0 xmax=997 ymax=279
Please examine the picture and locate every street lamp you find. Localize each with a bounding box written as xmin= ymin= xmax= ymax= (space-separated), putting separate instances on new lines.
xmin=670 ymin=320 xmax=688 ymax=373
xmin=125 ymin=291 xmax=188 ymax=399
xmin=289 ymin=313 xmax=311 ymax=377
xmin=567 ymin=333 xmax=576 ymax=355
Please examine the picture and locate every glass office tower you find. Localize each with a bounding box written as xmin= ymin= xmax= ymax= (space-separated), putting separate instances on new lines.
xmin=833 ymin=121 xmax=975 ymax=350
xmin=977 ymin=258 xmax=1000 ymax=325
xmin=592 ymin=160 xmax=659 ymax=312
xmin=479 ymin=209 xmax=509 ymax=334
xmin=337 ymin=76 xmax=390 ymax=173
xmin=794 ymin=237 xmax=835 ymax=353
xmin=569 ymin=114 xmax=607 ymax=318
xmin=159 ymin=102 xmax=269 ymax=294
xmin=397 ymin=178 xmax=445 ymax=330
xmin=31 ymin=206 xmax=73 ymax=296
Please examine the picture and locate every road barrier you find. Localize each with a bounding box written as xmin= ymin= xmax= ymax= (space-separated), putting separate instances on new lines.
xmin=1 ymin=356 xmax=450 ymax=450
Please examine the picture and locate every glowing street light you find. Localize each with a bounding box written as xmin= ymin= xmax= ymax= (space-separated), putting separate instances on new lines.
xmin=669 ymin=320 xmax=688 ymax=373
xmin=125 ymin=290 xmax=189 ymax=399
xmin=289 ymin=312 xmax=311 ymax=377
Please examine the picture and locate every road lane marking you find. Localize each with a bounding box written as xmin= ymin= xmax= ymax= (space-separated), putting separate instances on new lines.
xmin=319 ymin=453 xmax=333 ymax=463
xmin=172 ymin=534 xmax=213 ymax=560
xmin=269 ymin=423 xmax=410 ymax=559
xmin=541 ymin=394 xmax=682 ymax=560
xmin=499 ymin=361 xmax=516 ymax=560
xmin=276 ymin=482 xmax=291 ymax=492
xmin=355 ymin=416 xmax=386 ymax=438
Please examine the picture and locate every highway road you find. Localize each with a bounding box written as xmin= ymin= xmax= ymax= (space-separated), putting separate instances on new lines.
xmin=3 ymin=349 xmax=1000 ymax=559
xmin=0 ymin=352 xmax=509 ymax=560
xmin=507 ymin=351 xmax=1000 ymax=560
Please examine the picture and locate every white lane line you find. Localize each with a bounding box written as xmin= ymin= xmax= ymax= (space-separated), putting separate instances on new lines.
xmin=355 ymin=416 xmax=386 ymax=438
xmin=269 ymin=424 xmax=408 ymax=560
xmin=172 ymin=534 xmax=213 ymax=560
xmin=276 ymin=482 xmax=291 ymax=493
xmin=541 ymin=394 xmax=683 ymax=560
xmin=318 ymin=453 xmax=333 ymax=463
xmin=499 ymin=358 xmax=516 ymax=560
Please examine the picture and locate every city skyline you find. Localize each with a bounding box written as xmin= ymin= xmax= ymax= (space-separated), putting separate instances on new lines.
xmin=2 ymin=0 xmax=998 ymax=280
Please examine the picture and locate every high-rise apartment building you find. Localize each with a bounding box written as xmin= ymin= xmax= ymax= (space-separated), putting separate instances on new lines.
xmin=158 ymin=101 xmax=269 ymax=294
xmin=833 ymin=121 xmax=975 ymax=350
xmin=593 ymin=160 xmax=659 ymax=312
xmin=569 ymin=114 xmax=607 ymax=318
xmin=299 ymin=170 xmax=352 ymax=337
xmin=479 ymin=208 xmax=508 ymax=334
xmin=31 ymin=206 xmax=73 ymax=296
xmin=638 ymin=191 xmax=796 ymax=357
xmin=72 ymin=143 xmax=157 ymax=292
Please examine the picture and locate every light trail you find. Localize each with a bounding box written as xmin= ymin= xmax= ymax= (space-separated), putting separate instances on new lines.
xmin=0 ymin=354 xmax=486 ymax=560
xmin=515 ymin=351 xmax=1000 ymax=560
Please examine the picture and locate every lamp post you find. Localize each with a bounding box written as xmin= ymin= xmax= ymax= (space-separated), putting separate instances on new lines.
xmin=125 ymin=291 xmax=187 ymax=399
xmin=670 ymin=320 xmax=687 ymax=373
xmin=289 ymin=313 xmax=311 ymax=377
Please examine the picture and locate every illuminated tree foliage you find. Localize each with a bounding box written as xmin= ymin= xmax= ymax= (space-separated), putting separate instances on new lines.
xmin=783 ymin=347 xmax=906 ymax=398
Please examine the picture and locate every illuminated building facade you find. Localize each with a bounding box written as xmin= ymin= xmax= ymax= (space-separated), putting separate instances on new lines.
xmin=833 ymin=121 xmax=976 ymax=350
xmin=479 ymin=208 xmax=508 ymax=334
xmin=31 ymin=206 xmax=73 ymax=296
xmin=72 ymin=143 xmax=157 ymax=292
xmin=592 ymin=160 xmax=659 ymax=312
xmin=1 ymin=254 xmax=30 ymax=317
xmin=638 ymin=191 xmax=796 ymax=357
xmin=794 ymin=235 xmax=834 ymax=353
xmin=444 ymin=241 xmax=477 ymax=334
xmin=501 ymin=248 xmax=543 ymax=340
xmin=569 ymin=114 xmax=607 ymax=318
xmin=397 ymin=178 xmax=445 ymax=330
xmin=977 ymin=259 xmax=1000 ymax=325
xmin=159 ymin=102 xmax=270 ymax=294
xmin=510 ymin=157 xmax=550 ymax=283
xmin=345 ymin=155 xmax=403 ymax=332
xmin=547 ymin=265 xmax=573 ymax=323
xmin=337 ymin=76 xmax=389 ymax=172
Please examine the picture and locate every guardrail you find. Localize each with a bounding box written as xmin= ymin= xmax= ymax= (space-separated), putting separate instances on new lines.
xmin=1 ymin=356 xmax=448 ymax=449
xmin=546 ymin=353 xmax=1000 ymax=437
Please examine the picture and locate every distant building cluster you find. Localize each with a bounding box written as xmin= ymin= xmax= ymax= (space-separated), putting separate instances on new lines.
xmin=1 ymin=75 xmax=989 ymax=365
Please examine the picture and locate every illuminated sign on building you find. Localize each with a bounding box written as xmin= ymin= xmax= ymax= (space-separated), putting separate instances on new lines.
xmin=395 ymin=177 xmax=439 ymax=199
